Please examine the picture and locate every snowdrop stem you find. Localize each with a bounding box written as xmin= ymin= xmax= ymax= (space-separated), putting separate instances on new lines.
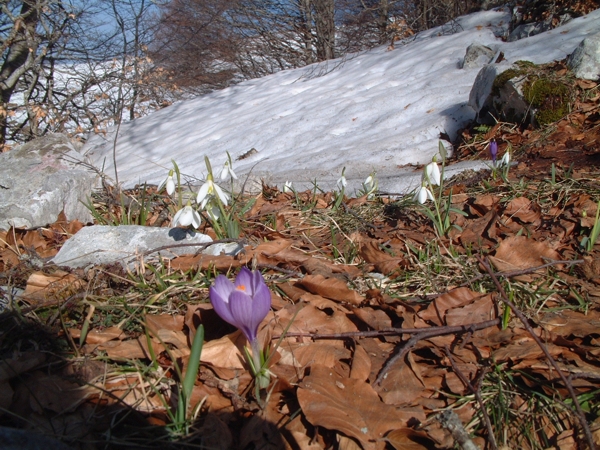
xmin=172 ymin=159 xmax=183 ymax=210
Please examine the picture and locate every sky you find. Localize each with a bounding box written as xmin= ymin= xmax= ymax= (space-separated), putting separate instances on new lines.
xmin=82 ymin=6 xmax=600 ymax=196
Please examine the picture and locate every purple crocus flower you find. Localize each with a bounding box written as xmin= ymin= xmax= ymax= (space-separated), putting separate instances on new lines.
xmin=209 ymin=267 xmax=271 ymax=343
xmin=489 ymin=140 xmax=498 ymax=164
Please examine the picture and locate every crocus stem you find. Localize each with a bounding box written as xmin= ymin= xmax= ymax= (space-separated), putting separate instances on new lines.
xmin=251 ymin=338 xmax=263 ymax=376
xmin=250 ymin=338 xmax=270 ymax=390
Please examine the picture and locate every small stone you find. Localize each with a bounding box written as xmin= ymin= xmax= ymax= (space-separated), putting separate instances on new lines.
xmin=567 ymin=33 xmax=600 ymax=80
xmin=461 ymin=44 xmax=496 ymax=69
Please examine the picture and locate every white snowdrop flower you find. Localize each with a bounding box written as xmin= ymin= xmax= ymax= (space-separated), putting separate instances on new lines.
xmin=337 ymin=167 xmax=347 ymax=189
xmin=159 ymin=170 xmax=176 ymax=195
xmin=423 ymin=162 xmax=441 ymax=186
xmin=197 ymin=174 xmax=229 ymax=209
xmin=364 ymin=174 xmax=374 ymax=190
xmin=173 ymin=203 xmax=201 ymax=228
xmin=414 ymin=185 xmax=434 ymax=204
xmin=283 ymin=181 xmax=293 ymax=193
xmin=500 ymin=151 xmax=511 ymax=167
xmin=206 ymin=202 xmax=221 ymax=221
xmin=220 ymin=160 xmax=237 ymax=181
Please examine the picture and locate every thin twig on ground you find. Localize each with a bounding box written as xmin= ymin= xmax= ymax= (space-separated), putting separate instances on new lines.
xmin=444 ymin=347 xmax=497 ymax=450
xmin=437 ymin=410 xmax=481 ymax=450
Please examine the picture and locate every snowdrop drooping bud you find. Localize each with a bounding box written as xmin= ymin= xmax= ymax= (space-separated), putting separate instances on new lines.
xmin=337 ymin=167 xmax=347 ymax=190
xmin=172 ymin=201 xmax=201 ymax=228
xmin=500 ymin=150 xmax=511 ymax=167
xmin=159 ymin=170 xmax=176 ymax=196
xmin=423 ymin=161 xmax=441 ymax=186
xmin=414 ymin=185 xmax=435 ymax=204
xmin=197 ymin=173 xmax=229 ymax=209
xmin=220 ymin=160 xmax=238 ymax=181
xmin=283 ymin=181 xmax=294 ymax=193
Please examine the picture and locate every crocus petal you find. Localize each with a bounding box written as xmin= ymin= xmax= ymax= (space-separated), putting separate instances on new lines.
xmin=228 ymin=290 xmax=266 ymax=343
xmin=235 ymin=267 xmax=255 ymax=294
xmin=489 ymin=141 xmax=498 ymax=163
xmin=197 ymin=182 xmax=210 ymax=204
xmin=424 ymin=162 xmax=441 ymax=186
xmin=210 ymin=275 xmax=237 ymax=326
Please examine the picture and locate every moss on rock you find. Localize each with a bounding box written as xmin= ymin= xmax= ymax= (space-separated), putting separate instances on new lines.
xmin=491 ymin=60 xmax=574 ymax=127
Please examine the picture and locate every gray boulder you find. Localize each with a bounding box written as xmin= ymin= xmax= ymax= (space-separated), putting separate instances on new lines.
xmin=567 ymin=32 xmax=600 ymax=80
xmin=0 ymin=134 xmax=99 ymax=230
xmin=469 ymin=61 xmax=568 ymax=126
xmin=51 ymin=225 xmax=215 ymax=268
xmin=0 ymin=426 xmax=73 ymax=450
xmin=461 ymin=44 xmax=497 ymax=69
xmin=468 ymin=63 xmax=513 ymax=123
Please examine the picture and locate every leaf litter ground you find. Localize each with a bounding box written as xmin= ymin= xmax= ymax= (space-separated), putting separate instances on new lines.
xmin=2 ymin=79 xmax=600 ymax=450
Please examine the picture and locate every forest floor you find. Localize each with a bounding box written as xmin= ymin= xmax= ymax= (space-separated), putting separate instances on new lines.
xmin=1 ymin=71 xmax=600 ymax=450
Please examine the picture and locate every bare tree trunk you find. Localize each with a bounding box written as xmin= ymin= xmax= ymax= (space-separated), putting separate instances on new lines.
xmin=0 ymin=1 xmax=40 ymax=145
xmin=377 ymin=0 xmax=390 ymax=44
xmin=312 ymin=0 xmax=335 ymax=60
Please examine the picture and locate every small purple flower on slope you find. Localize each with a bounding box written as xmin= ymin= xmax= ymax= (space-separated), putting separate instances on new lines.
xmin=209 ymin=267 xmax=271 ymax=344
xmin=489 ymin=140 xmax=498 ymax=164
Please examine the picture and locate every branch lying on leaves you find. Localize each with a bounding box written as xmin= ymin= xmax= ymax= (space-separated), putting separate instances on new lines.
xmin=444 ymin=348 xmax=496 ymax=450
xmin=271 ymin=318 xmax=501 ymax=386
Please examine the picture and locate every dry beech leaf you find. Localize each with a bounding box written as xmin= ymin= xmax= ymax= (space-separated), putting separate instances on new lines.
xmin=201 ymin=330 xmax=246 ymax=370
xmin=492 ymin=337 xmax=562 ymax=363
xmin=23 ymin=270 xmax=84 ymax=304
xmin=352 ymin=306 xmax=392 ymax=330
xmin=145 ymin=314 xmax=185 ymax=335
xmin=489 ymin=235 xmax=562 ymax=281
xmin=275 ymin=302 xmax=358 ymax=336
xmin=378 ymin=358 xmax=428 ymax=405
xmin=445 ymin=294 xmax=496 ymax=326
xmin=539 ymin=309 xmax=600 ymax=337
xmin=418 ymin=287 xmax=481 ymax=326
xmin=385 ymin=428 xmax=436 ymax=450
xmin=337 ymin=433 xmax=363 ymax=450
xmin=291 ymin=340 xmax=349 ymax=369
xmin=350 ymin=343 xmax=373 ymax=381
xmin=84 ymin=326 xmax=126 ymax=344
xmin=17 ymin=371 xmax=92 ymax=414
xmin=359 ymin=241 xmax=407 ymax=275
xmin=298 ymin=364 xmax=426 ymax=450
xmin=87 ymin=336 xmax=164 ymax=359
xmin=458 ymin=209 xmax=497 ymax=248
xmin=0 ymin=351 xmax=47 ymax=382
xmin=298 ymin=274 xmax=363 ymax=305
xmin=504 ymin=196 xmax=541 ymax=224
